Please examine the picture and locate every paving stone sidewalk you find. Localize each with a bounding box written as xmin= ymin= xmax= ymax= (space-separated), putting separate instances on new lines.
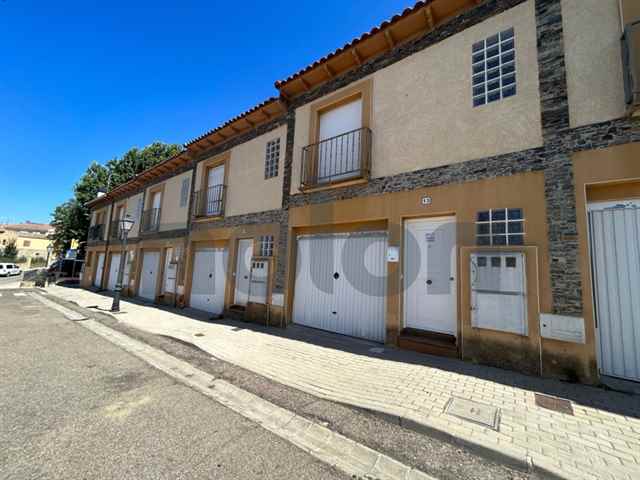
xmin=46 ymin=286 xmax=640 ymax=480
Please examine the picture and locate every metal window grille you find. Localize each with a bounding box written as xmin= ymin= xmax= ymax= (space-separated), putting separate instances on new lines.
xmin=259 ymin=235 xmax=274 ymax=257
xmin=264 ymin=138 xmax=280 ymax=179
xmin=476 ymin=208 xmax=524 ymax=246
xmin=472 ymin=28 xmax=516 ymax=107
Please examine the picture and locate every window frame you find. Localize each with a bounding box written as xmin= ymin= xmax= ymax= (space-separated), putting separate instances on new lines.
xmin=264 ymin=138 xmax=281 ymax=179
xmin=258 ymin=235 xmax=275 ymax=257
xmin=472 ymin=28 xmax=516 ymax=107
xmin=476 ymin=208 xmax=525 ymax=246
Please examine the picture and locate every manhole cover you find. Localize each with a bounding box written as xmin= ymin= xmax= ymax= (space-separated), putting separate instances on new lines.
xmin=445 ymin=397 xmax=501 ymax=430
xmin=534 ymin=393 xmax=574 ymax=415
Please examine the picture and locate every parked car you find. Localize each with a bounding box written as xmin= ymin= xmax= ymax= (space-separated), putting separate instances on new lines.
xmin=47 ymin=259 xmax=84 ymax=278
xmin=0 ymin=263 xmax=21 ymax=277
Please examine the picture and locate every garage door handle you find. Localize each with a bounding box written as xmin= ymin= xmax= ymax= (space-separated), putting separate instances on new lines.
xmin=332 ymin=311 xmax=337 ymax=315
xmin=426 ymin=279 xmax=433 ymax=285
xmin=333 ymin=272 xmax=340 ymax=280
xmin=208 ymin=274 xmax=213 ymax=279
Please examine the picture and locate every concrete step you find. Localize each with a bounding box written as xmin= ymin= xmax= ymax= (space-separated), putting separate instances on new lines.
xmin=398 ymin=329 xmax=459 ymax=359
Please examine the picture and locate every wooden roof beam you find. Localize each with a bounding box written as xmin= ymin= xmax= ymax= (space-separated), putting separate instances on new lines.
xmin=384 ymin=29 xmax=396 ymax=49
xmin=299 ymin=76 xmax=311 ymax=91
xmin=423 ymin=5 xmax=435 ymax=29
xmin=323 ymin=63 xmax=334 ymax=79
xmin=351 ymin=47 xmax=362 ymax=65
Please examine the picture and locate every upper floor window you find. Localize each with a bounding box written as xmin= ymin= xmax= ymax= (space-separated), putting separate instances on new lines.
xmin=180 ymin=178 xmax=190 ymax=207
xmin=264 ymin=138 xmax=280 ymax=179
xmin=23 ymin=240 xmax=31 ymax=247
xmin=472 ymin=28 xmax=516 ymax=107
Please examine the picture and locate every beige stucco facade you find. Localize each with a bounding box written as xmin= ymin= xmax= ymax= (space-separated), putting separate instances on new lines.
xmin=194 ymin=125 xmax=286 ymax=217
xmin=291 ymin=0 xmax=543 ymax=194
xmin=125 ymin=192 xmax=143 ymax=239
xmin=562 ymin=0 xmax=626 ymax=128
xmin=144 ymin=170 xmax=191 ymax=232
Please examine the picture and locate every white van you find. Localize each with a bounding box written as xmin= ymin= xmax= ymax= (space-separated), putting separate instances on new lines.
xmin=0 ymin=263 xmax=21 ymax=277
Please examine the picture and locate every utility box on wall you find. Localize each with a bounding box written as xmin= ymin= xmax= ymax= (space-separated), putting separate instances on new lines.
xmin=471 ymin=252 xmax=527 ymax=336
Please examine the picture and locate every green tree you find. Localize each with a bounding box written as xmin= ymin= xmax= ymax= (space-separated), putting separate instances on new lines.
xmin=1 ymin=240 xmax=18 ymax=260
xmin=49 ymin=142 xmax=182 ymax=257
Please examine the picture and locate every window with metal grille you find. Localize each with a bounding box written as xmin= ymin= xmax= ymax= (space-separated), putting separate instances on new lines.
xmin=472 ymin=28 xmax=516 ymax=107
xmin=476 ymin=208 xmax=524 ymax=246
xmin=259 ymin=235 xmax=274 ymax=257
xmin=264 ymin=138 xmax=280 ymax=179
xmin=179 ymin=178 xmax=190 ymax=207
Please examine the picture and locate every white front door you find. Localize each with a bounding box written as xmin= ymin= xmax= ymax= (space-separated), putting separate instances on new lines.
xmin=94 ymin=253 xmax=105 ymax=288
xmin=107 ymin=253 xmax=121 ymax=291
xmin=404 ymin=217 xmax=457 ymax=335
xmin=293 ymin=232 xmax=387 ymax=343
xmin=589 ymin=200 xmax=640 ymax=382
xmin=234 ymin=239 xmax=253 ymax=306
xmin=190 ymin=248 xmax=228 ymax=314
xmin=139 ymin=251 xmax=160 ymax=301
xmin=163 ymin=248 xmax=177 ymax=294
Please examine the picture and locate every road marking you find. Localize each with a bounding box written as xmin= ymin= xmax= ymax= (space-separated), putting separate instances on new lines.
xmin=13 ymin=293 xmax=26 ymax=297
xmin=27 ymin=293 xmax=87 ymax=321
xmin=81 ymin=319 xmax=436 ymax=480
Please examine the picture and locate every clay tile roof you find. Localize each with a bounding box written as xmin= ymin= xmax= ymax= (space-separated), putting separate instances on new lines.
xmin=274 ymin=0 xmax=434 ymax=89
xmin=2 ymin=222 xmax=52 ymax=233
xmin=185 ymin=96 xmax=281 ymax=147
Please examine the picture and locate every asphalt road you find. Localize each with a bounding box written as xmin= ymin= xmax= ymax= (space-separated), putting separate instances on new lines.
xmin=0 ymin=273 xmax=22 ymax=287
xmin=0 ymin=290 xmax=348 ymax=480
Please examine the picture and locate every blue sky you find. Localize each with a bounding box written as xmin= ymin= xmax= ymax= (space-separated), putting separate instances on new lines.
xmin=0 ymin=0 xmax=411 ymax=224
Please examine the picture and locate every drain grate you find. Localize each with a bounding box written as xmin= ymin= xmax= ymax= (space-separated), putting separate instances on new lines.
xmin=534 ymin=393 xmax=574 ymax=415
xmin=445 ymin=397 xmax=501 ymax=431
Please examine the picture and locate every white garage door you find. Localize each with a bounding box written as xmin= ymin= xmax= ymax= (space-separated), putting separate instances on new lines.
xmin=589 ymin=200 xmax=640 ymax=382
xmin=190 ymin=248 xmax=228 ymax=315
xmin=139 ymin=251 xmax=160 ymax=302
xmin=93 ymin=253 xmax=105 ymax=288
xmin=293 ymin=232 xmax=387 ymax=343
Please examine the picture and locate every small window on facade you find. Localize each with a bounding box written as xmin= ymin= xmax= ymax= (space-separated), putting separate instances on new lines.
xmin=259 ymin=235 xmax=275 ymax=257
xmin=472 ymin=28 xmax=516 ymax=107
xmin=476 ymin=208 xmax=524 ymax=246
xmin=477 ymin=256 xmax=487 ymax=267
xmin=180 ymin=178 xmax=190 ymax=207
xmin=491 ymin=257 xmax=502 ymax=268
xmin=506 ymin=257 xmax=517 ymax=268
xmin=23 ymin=240 xmax=31 ymax=247
xmin=264 ymin=138 xmax=280 ymax=179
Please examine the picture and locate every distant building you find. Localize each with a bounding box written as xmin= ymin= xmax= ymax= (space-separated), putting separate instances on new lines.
xmin=0 ymin=222 xmax=54 ymax=266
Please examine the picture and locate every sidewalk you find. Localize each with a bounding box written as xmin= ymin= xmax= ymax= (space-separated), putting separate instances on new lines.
xmin=46 ymin=286 xmax=640 ymax=480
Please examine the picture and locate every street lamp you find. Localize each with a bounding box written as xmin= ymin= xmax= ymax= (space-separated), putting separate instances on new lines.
xmin=111 ymin=214 xmax=135 ymax=312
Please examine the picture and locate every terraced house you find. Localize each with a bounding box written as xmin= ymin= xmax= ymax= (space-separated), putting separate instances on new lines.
xmin=83 ymin=0 xmax=640 ymax=385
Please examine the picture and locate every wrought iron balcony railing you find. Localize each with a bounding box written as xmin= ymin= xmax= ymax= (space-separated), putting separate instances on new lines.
xmin=141 ymin=208 xmax=161 ymax=233
xmin=301 ymin=127 xmax=372 ymax=189
xmin=88 ymin=224 xmax=104 ymax=241
xmin=194 ymin=184 xmax=226 ymax=218
xmin=109 ymin=220 xmax=122 ymax=240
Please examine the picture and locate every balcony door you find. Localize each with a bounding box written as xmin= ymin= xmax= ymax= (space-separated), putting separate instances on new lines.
xmin=206 ymin=165 xmax=225 ymax=216
xmin=317 ymin=97 xmax=362 ymax=183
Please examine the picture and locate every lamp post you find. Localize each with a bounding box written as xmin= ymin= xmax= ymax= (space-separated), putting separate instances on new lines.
xmin=111 ymin=215 xmax=135 ymax=312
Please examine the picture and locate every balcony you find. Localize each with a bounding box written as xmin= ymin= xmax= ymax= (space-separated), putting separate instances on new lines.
xmin=141 ymin=208 xmax=161 ymax=233
xmin=622 ymin=20 xmax=640 ymax=115
xmin=301 ymin=127 xmax=372 ymax=189
xmin=109 ymin=220 xmax=122 ymax=240
xmin=194 ymin=184 xmax=226 ymax=218
xmin=88 ymin=224 xmax=104 ymax=241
